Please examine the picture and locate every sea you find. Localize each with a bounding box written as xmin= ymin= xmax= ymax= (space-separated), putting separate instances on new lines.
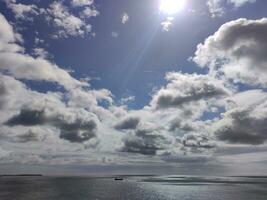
xmin=0 ymin=175 xmax=266 ymax=200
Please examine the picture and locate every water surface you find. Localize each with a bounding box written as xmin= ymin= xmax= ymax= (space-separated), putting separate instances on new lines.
xmin=0 ymin=175 xmax=266 ymax=200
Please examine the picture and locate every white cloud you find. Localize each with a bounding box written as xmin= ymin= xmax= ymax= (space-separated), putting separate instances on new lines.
xmin=121 ymin=12 xmax=129 ymax=24
xmin=33 ymin=48 xmax=49 ymax=59
xmin=0 ymin=13 xmax=88 ymax=90
xmin=0 ymin=13 xmax=23 ymax=52
xmin=0 ymin=52 xmax=85 ymax=90
xmin=80 ymin=6 xmax=99 ymax=19
xmin=47 ymin=2 xmax=92 ymax=38
xmin=4 ymin=0 xmax=99 ymax=39
xmin=229 ymin=0 xmax=256 ymax=7
xmin=4 ymin=0 xmax=38 ymax=20
xmin=207 ymin=0 xmax=225 ymax=17
xmin=161 ymin=17 xmax=174 ymax=32
xmin=207 ymin=0 xmax=257 ymax=17
xmin=120 ymin=96 xmax=135 ymax=105
xmin=71 ymin=0 xmax=94 ymax=7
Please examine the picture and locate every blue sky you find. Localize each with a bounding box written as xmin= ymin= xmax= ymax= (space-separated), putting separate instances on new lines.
xmin=1 ymin=0 xmax=266 ymax=108
xmin=0 ymin=0 xmax=267 ymax=175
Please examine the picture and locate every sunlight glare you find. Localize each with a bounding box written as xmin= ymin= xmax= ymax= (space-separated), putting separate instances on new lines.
xmin=159 ymin=0 xmax=186 ymax=15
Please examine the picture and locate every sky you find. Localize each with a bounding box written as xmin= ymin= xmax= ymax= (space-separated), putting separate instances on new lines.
xmin=0 ymin=0 xmax=267 ymax=176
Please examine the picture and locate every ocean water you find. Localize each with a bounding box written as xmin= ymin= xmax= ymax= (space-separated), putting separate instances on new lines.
xmin=0 ymin=175 xmax=267 ymax=200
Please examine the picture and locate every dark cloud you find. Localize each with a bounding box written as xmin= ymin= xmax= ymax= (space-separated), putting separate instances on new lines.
xmin=151 ymin=72 xmax=230 ymax=110
xmin=5 ymin=108 xmax=97 ymax=143
xmin=121 ymin=138 xmax=162 ymax=155
xmin=169 ymin=119 xmax=196 ymax=132
xmin=215 ymin=108 xmax=267 ymax=145
xmin=6 ymin=109 xmax=46 ymax=126
xmin=182 ymin=134 xmax=215 ymax=150
xmin=120 ymin=128 xmax=168 ymax=155
xmin=114 ymin=116 xmax=140 ymax=130
xmin=17 ymin=129 xmax=44 ymax=143
xmin=0 ymin=80 xmax=8 ymax=109
xmin=156 ymin=84 xmax=226 ymax=109
xmin=59 ymin=120 xmax=97 ymax=143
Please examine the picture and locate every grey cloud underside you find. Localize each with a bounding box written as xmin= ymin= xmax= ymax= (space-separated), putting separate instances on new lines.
xmin=114 ymin=116 xmax=140 ymax=130
xmin=16 ymin=129 xmax=44 ymax=143
xmin=6 ymin=109 xmax=45 ymax=126
xmin=5 ymin=109 xmax=97 ymax=143
xmin=169 ymin=119 xmax=197 ymax=132
xmin=0 ymin=81 xmax=8 ymax=109
xmin=181 ymin=134 xmax=215 ymax=150
xmin=156 ymin=86 xmax=226 ymax=109
xmin=120 ymin=128 xmax=169 ymax=156
xmin=151 ymin=73 xmax=230 ymax=110
xmin=214 ymin=108 xmax=267 ymax=145
xmin=120 ymin=138 xmax=163 ymax=155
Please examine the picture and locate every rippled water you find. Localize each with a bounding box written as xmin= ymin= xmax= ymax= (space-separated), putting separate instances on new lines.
xmin=0 ymin=175 xmax=267 ymax=200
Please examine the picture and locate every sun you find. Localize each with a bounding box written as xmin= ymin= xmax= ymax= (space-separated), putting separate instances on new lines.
xmin=159 ymin=0 xmax=186 ymax=15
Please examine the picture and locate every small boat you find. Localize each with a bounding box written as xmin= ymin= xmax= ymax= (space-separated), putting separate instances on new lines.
xmin=114 ymin=177 xmax=124 ymax=181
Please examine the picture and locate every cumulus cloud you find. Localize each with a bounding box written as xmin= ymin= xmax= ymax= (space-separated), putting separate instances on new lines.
xmin=169 ymin=118 xmax=198 ymax=132
xmin=4 ymin=100 xmax=98 ymax=143
xmin=119 ymin=127 xmax=170 ymax=155
xmin=16 ymin=128 xmax=45 ymax=143
xmin=114 ymin=116 xmax=140 ymax=130
xmin=211 ymin=90 xmax=267 ymax=145
xmin=111 ymin=71 xmax=232 ymax=158
xmin=194 ymin=18 xmax=267 ymax=87
xmin=0 ymin=74 xmax=34 ymax=116
xmin=181 ymin=134 xmax=215 ymax=150
xmin=6 ymin=109 xmax=46 ymax=126
xmin=0 ymin=52 xmax=85 ymax=90
xmin=0 ymin=13 xmax=85 ymax=90
xmin=0 ymin=13 xmax=110 ymax=147
xmin=0 ymin=13 xmax=22 ymax=52
xmin=191 ymin=18 xmax=267 ymax=146
xmin=150 ymin=72 xmax=230 ymax=110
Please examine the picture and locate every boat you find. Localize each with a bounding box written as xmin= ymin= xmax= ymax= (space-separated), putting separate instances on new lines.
xmin=114 ymin=177 xmax=124 ymax=181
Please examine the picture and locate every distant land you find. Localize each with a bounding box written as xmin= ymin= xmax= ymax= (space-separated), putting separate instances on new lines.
xmin=0 ymin=174 xmax=42 ymax=177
